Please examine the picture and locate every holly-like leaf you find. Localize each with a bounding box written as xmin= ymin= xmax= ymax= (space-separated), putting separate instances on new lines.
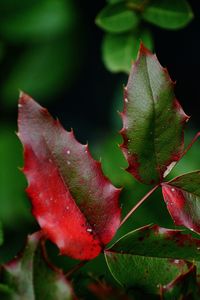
xmin=0 ymin=232 xmax=74 ymax=300
xmin=105 ymin=225 xmax=200 ymax=295
xmin=102 ymin=29 xmax=153 ymax=74
xmin=162 ymin=171 xmax=200 ymax=234
xmin=95 ymin=3 xmax=140 ymax=34
xmin=142 ymin=0 xmax=193 ymax=30
xmin=18 ymin=92 xmax=121 ymax=260
xmin=120 ymin=44 xmax=189 ymax=185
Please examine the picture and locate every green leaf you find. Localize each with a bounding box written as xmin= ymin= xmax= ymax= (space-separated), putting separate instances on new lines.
xmin=0 ymin=232 xmax=74 ymax=299
xmin=96 ymin=3 xmax=140 ymax=33
xmin=142 ymin=0 xmax=193 ymax=30
xmin=0 ymin=0 xmax=75 ymax=42
xmin=162 ymin=171 xmax=200 ymax=234
xmin=120 ymin=44 xmax=189 ymax=184
xmin=102 ymin=28 xmax=153 ymax=73
xmin=105 ymin=225 xmax=200 ymax=295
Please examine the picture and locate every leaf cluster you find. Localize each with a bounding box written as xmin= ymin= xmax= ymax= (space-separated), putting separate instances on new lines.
xmin=96 ymin=0 xmax=193 ymax=73
xmin=1 ymin=45 xmax=200 ymax=299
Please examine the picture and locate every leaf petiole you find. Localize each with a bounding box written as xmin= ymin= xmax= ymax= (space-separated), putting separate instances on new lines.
xmin=181 ymin=132 xmax=200 ymax=158
xmin=119 ymin=184 xmax=160 ymax=228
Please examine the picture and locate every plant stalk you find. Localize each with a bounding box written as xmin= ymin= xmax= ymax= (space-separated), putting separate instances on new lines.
xmin=181 ymin=132 xmax=200 ymax=158
xmin=119 ymin=184 xmax=160 ymax=228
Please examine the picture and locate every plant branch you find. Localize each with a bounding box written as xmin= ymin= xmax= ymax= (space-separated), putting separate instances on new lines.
xmin=65 ymin=260 xmax=88 ymax=279
xmin=181 ymin=132 xmax=200 ymax=158
xmin=119 ymin=184 xmax=160 ymax=228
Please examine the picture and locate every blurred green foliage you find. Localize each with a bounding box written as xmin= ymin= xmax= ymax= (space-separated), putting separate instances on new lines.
xmin=96 ymin=0 xmax=193 ymax=73
xmin=0 ymin=0 xmax=80 ymax=108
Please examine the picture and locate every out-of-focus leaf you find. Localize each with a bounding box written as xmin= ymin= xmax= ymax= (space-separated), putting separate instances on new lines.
xmin=105 ymin=224 xmax=200 ymax=295
xmin=120 ymin=44 xmax=189 ymax=185
xmin=102 ymin=29 xmax=153 ymax=73
xmin=0 ymin=232 xmax=74 ymax=299
xmin=18 ymin=93 xmax=121 ymax=260
xmin=0 ymin=223 xmax=3 ymax=247
xmin=0 ymin=0 xmax=75 ymax=42
xmin=162 ymin=171 xmax=200 ymax=234
xmin=2 ymin=41 xmax=76 ymax=107
xmin=96 ymin=3 xmax=140 ymax=34
xmin=0 ymin=124 xmax=33 ymax=229
xmin=161 ymin=265 xmax=199 ymax=300
xmin=142 ymin=0 xmax=193 ymax=30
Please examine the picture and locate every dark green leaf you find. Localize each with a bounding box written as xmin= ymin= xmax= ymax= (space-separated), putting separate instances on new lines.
xmin=105 ymin=225 xmax=200 ymax=295
xmin=120 ymin=44 xmax=189 ymax=184
xmin=102 ymin=29 xmax=153 ymax=73
xmin=0 ymin=232 xmax=74 ymax=299
xmin=96 ymin=3 xmax=140 ymax=33
xmin=161 ymin=265 xmax=199 ymax=300
xmin=142 ymin=0 xmax=193 ymax=30
xmin=162 ymin=171 xmax=200 ymax=234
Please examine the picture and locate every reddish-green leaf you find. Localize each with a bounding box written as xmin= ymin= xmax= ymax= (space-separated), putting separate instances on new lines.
xmin=18 ymin=92 xmax=121 ymax=260
xmin=105 ymin=225 xmax=200 ymax=295
xmin=162 ymin=171 xmax=200 ymax=234
xmin=161 ymin=265 xmax=200 ymax=300
xmin=120 ymin=44 xmax=189 ymax=185
xmin=0 ymin=232 xmax=74 ymax=300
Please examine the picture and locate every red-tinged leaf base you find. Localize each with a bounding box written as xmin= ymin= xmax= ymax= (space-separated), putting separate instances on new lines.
xmin=18 ymin=92 xmax=121 ymax=260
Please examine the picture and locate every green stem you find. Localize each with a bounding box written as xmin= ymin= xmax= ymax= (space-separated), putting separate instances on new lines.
xmin=119 ymin=184 xmax=160 ymax=228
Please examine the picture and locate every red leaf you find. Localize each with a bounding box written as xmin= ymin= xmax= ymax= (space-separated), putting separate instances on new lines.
xmin=162 ymin=171 xmax=200 ymax=233
xmin=18 ymin=92 xmax=121 ymax=260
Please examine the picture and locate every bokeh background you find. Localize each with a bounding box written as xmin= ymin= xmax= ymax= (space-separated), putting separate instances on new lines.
xmin=0 ymin=0 xmax=200 ymax=289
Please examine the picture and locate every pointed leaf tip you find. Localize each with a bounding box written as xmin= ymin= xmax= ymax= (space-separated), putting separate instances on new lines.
xmin=120 ymin=45 xmax=188 ymax=185
xmin=18 ymin=94 xmax=121 ymax=260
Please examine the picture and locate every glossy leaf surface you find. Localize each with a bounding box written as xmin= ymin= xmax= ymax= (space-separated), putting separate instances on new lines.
xmin=18 ymin=93 xmax=121 ymax=260
xmin=142 ymin=0 xmax=193 ymax=29
xmin=0 ymin=232 xmax=74 ymax=300
xmin=120 ymin=44 xmax=189 ymax=184
xmin=105 ymin=225 xmax=200 ymax=294
xmin=96 ymin=3 xmax=139 ymax=34
xmin=102 ymin=29 xmax=153 ymax=74
xmin=162 ymin=171 xmax=200 ymax=234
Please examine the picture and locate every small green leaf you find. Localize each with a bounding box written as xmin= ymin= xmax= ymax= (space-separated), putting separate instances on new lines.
xmin=105 ymin=225 xmax=200 ymax=295
xmin=0 ymin=232 xmax=74 ymax=299
xmin=96 ymin=3 xmax=140 ymax=33
xmin=142 ymin=0 xmax=193 ymax=30
xmin=102 ymin=29 xmax=153 ymax=73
